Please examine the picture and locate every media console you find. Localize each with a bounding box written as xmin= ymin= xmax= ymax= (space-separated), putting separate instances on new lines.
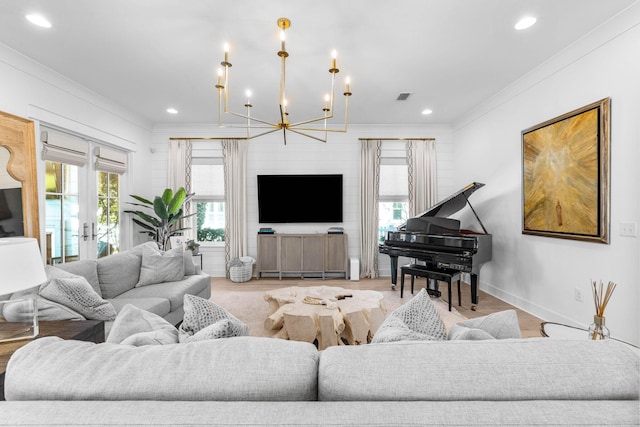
xmin=257 ymin=233 xmax=348 ymax=279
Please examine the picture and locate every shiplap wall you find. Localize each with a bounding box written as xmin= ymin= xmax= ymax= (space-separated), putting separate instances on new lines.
xmin=151 ymin=124 xmax=454 ymax=277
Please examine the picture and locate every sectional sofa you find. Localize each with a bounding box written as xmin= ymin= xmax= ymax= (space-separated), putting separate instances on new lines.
xmin=4 ymin=241 xmax=210 ymax=333
xmin=1 ymin=335 xmax=638 ymax=426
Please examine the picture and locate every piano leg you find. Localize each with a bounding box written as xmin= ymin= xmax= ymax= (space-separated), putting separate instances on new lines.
xmin=470 ymin=273 xmax=479 ymax=308
xmin=389 ymin=255 xmax=398 ymax=288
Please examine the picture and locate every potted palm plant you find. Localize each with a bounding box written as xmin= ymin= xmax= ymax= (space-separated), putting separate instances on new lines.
xmin=125 ymin=187 xmax=194 ymax=251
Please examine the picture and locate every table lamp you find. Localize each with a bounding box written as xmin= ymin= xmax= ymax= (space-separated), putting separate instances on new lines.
xmin=0 ymin=237 xmax=47 ymax=343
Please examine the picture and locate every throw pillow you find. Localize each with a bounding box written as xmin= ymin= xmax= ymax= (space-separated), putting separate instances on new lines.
xmin=371 ymin=289 xmax=447 ymax=343
xmin=447 ymin=309 xmax=521 ymax=340
xmin=178 ymin=294 xmax=248 ymax=343
xmin=107 ymin=304 xmax=179 ymax=346
xmin=39 ymin=276 xmax=117 ymax=321
xmin=447 ymin=324 xmax=495 ymax=340
xmin=136 ymin=245 xmax=185 ymax=287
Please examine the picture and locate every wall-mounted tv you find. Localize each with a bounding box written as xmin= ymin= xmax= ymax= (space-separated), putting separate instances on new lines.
xmin=257 ymin=174 xmax=343 ymax=223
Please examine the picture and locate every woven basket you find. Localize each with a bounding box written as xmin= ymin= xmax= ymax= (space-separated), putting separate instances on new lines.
xmin=230 ymin=256 xmax=255 ymax=283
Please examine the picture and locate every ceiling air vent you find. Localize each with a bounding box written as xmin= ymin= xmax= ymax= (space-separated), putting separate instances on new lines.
xmin=396 ymin=92 xmax=412 ymax=101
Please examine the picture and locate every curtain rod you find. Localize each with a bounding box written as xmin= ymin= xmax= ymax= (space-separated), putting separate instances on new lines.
xmin=169 ymin=137 xmax=249 ymax=141
xmin=358 ymin=138 xmax=435 ymax=141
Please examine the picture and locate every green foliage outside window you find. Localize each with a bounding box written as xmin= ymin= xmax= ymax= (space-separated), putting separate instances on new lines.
xmin=196 ymin=202 xmax=224 ymax=242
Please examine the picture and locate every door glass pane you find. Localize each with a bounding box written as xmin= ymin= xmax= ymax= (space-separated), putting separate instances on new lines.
xmin=45 ymin=162 xmax=62 ymax=193
xmin=97 ymin=171 xmax=119 ymax=258
xmin=64 ymin=195 xmax=80 ymax=262
xmin=45 ymin=194 xmax=62 ymax=264
xmin=45 ymin=161 xmax=80 ymax=264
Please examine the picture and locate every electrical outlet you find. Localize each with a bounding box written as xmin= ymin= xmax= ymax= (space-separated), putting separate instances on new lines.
xmin=574 ymin=287 xmax=584 ymax=302
xmin=620 ymin=222 xmax=638 ymax=237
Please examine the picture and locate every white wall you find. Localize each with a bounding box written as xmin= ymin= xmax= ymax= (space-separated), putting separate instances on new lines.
xmin=151 ymin=124 xmax=454 ymax=278
xmin=453 ymin=5 xmax=640 ymax=345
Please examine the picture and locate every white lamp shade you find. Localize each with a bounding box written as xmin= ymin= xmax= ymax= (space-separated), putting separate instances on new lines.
xmin=0 ymin=237 xmax=47 ymax=296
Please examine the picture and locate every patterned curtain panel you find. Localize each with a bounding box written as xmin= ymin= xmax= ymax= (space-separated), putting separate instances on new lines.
xmin=359 ymin=139 xmax=381 ymax=278
xmin=407 ymin=139 xmax=437 ymax=216
xmin=168 ymin=139 xmax=193 ymax=241
xmin=222 ymin=139 xmax=249 ymax=278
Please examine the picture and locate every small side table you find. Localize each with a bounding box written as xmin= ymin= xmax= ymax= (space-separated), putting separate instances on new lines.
xmin=193 ymin=253 xmax=203 ymax=269
xmin=0 ymin=320 xmax=105 ymax=400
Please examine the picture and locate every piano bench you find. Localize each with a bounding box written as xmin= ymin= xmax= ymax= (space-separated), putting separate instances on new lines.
xmin=400 ymin=264 xmax=462 ymax=311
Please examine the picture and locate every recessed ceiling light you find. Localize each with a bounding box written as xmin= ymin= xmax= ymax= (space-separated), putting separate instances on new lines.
xmin=166 ymin=108 xmax=178 ymax=114
xmin=25 ymin=14 xmax=52 ymax=28
xmin=421 ymin=109 xmax=433 ymax=116
xmin=515 ymin=16 xmax=537 ymax=30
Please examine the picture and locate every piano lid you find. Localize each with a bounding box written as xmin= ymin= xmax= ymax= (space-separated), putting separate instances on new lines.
xmin=401 ymin=182 xmax=488 ymax=233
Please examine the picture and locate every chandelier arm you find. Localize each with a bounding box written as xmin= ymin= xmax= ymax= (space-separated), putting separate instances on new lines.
xmin=224 ymin=110 xmax=280 ymax=127
xmin=245 ymin=127 xmax=283 ymax=140
xmin=289 ymin=112 xmax=335 ymax=127
xmin=287 ymin=128 xmax=328 ymax=143
xmin=219 ymin=124 xmax=278 ymax=129
xmin=290 ymin=126 xmax=348 ymax=133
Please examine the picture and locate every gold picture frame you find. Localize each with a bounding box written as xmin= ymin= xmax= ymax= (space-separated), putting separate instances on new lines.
xmin=522 ymin=98 xmax=610 ymax=243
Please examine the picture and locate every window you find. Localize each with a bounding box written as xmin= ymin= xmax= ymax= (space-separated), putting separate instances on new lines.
xmin=378 ymin=143 xmax=409 ymax=242
xmin=191 ymin=142 xmax=225 ymax=243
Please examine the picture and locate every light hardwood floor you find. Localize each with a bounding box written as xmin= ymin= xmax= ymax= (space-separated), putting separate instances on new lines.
xmin=211 ymin=276 xmax=545 ymax=338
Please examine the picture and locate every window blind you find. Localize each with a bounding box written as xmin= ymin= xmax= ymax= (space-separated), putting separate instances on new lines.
xmin=94 ymin=146 xmax=127 ymax=174
xmin=41 ymin=130 xmax=88 ymax=167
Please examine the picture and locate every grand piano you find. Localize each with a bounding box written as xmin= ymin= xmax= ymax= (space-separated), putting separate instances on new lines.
xmin=379 ymin=182 xmax=492 ymax=307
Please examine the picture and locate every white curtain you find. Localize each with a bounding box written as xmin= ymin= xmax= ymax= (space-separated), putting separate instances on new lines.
xmin=407 ymin=139 xmax=437 ymax=216
xmin=168 ymin=139 xmax=193 ymax=241
xmin=222 ymin=139 xmax=249 ymax=278
xmin=359 ymin=139 xmax=381 ymax=278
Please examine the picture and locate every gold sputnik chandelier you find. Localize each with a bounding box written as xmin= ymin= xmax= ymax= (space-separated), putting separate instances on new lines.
xmin=215 ymin=17 xmax=352 ymax=144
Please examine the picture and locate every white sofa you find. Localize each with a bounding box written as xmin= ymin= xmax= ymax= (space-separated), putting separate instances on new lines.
xmin=1 ymin=336 xmax=638 ymax=426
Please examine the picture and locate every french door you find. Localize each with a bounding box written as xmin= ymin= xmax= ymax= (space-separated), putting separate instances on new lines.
xmin=44 ymin=144 xmax=122 ymax=264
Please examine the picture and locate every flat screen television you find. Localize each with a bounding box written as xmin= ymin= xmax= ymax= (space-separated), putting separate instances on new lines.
xmin=257 ymin=174 xmax=343 ymax=223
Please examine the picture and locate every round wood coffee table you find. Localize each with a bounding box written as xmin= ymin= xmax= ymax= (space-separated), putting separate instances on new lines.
xmin=264 ymin=286 xmax=386 ymax=349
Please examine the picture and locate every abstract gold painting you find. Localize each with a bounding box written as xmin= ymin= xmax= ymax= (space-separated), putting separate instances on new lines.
xmin=522 ymin=98 xmax=610 ymax=243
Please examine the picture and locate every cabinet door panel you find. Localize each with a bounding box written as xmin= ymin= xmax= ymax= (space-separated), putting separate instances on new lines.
xmin=280 ymin=236 xmax=302 ymax=272
xmin=302 ymin=236 xmax=325 ymax=272
xmin=326 ymin=234 xmax=347 ymax=272
xmin=257 ymin=235 xmax=278 ymax=273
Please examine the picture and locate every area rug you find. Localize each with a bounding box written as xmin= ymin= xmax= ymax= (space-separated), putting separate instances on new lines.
xmin=210 ymin=288 xmax=467 ymax=339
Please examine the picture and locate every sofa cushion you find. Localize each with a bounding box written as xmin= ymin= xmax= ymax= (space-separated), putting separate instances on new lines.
xmin=448 ymin=309 xmax=522 ymax=340
xmin=39 ymin=277 xmax=117 ymax=321
xmin=318 ymin=339 xmax=640 ymax=401
xmin=96 ymin=242 xmax=156 ymax=298
xmin=371 ymin=289 xmax=446 ymax=343
xmin=136 ymin=245 xmax=185 ymax=287
xmin=108 ymin=297 xmax=171 ymax=318
xmin=52 ymin=261 xmax=100 ymax=296
xmin=178 ymin=294 xmax=248 ymax=342
xmin=107 ymin=304 xmax=179 ymax=346
xmin=117 ymin=274 xmax=210 ymax=312
xmin=5 ymin=336 xmax=319 ymax=401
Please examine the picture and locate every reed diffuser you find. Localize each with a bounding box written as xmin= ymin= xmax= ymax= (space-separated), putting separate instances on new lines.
xmin=589 ymin=280 xmax=616 ymax=340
